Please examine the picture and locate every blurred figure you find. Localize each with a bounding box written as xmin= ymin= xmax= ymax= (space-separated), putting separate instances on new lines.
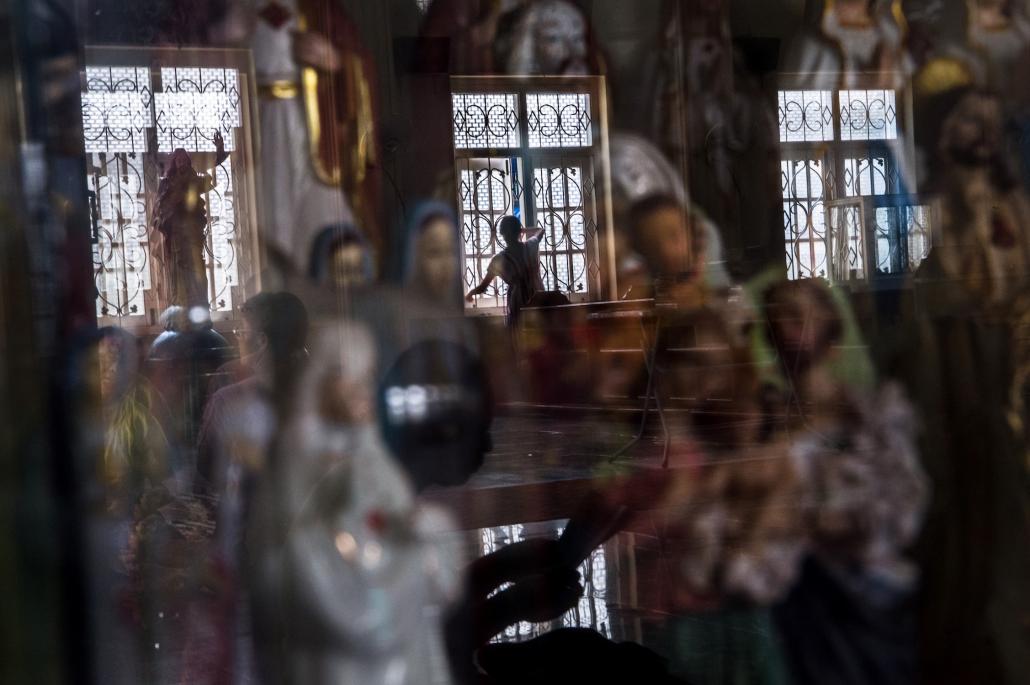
xmin=404 ymin=201 xmax=464 ymax=310
xmin=918 ymin=84 xmax=1030 ymax=303
xmin=151 ymin=131 xmax=228 ymax=311
xmin=147 ymin=307 xmax=233 ymax=485
xmin=70 ymin=327 xmax=171 ymax=685
xmin=401 ymin=201 xmax=484 ymax=351
xmin=608 ymin=133 xmax=731 ymax=292
xmin=775 ymin=383 xmax=926 ymax=685
xmin=756 ymin=278 xmax=926 ymax=685
xmin=308 ymin=222 xmax=377 ymax=296
xmin=758 ymin=277 xmax=876 ymax=408
xmin=86 ymin=327 xmax=172 ymax=511
xmin=246 ymin=322 xmax=461 ymax=684
xmin=216 ymin=0 xmax=382 ymax=270
xmin=624 ymin=194 xmax=711 ymax=304
xmin=886 ymin=72 xmax=1030 ymax=685
xmin=782 ymin=0 xmax=911 ymax=90
xmin=465 ymin=215 xmax=544 ymax=326
xmin=623 ymin=305 xmax=805 ymax=685
xmin=502 ymin=0 xmax=597 ymax=75
xmin=653 ymin=0 xmax=782 ymax=270
xmin=967 ymin=0 xmax=1030 ymax=87
xmin=197 ymin=292 xmax=309 ymax=509
xmin=195 ymin=291 xmax=309 ymax=685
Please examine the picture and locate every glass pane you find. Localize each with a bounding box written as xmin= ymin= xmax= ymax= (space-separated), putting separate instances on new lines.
xmin=451 ymin=92 xmax=522 ymax=149
xmin=840 ymin=89 xmax=898 ymax=141
xmin=778 ymin=90 xmax=835 ymax=143
xmin=526 ymin=92 xmax=593 ymax=148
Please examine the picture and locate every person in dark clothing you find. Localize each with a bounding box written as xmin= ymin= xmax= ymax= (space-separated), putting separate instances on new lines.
xmin=465 ymin=215 xmax=545 ymax=326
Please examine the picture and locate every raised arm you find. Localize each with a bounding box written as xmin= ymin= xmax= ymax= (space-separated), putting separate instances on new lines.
xmin=212 ymin=129 xmax=229 ymax=168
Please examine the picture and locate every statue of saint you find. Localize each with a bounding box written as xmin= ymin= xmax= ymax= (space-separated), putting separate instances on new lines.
xmin=151 ymin=130 xmax=228 ymax=310
xmin=501 ymin=0 xmax=599 ymax=75
xmin=967 ymin=0 xmax=1030 ymax=88
xmin=653 ymin=0 xmax=782 ymax=276
xmin=217 ymin=0 xmax=381 ymax=270
xmin=419 ymin=0 xmax=528 ymax=74
xmin=782 ymin=0 xmax=911 ymax=89
xmin=246 ymin=323 xmax=460 ymax=684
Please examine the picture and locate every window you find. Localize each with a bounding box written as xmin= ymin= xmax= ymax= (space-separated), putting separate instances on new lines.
xmin=452 ymin=78 xmax=610 ymax=311
xmin=778 ymin=87 xmax=930 ymax=281
xmin=83 ymin=49 xmax=259 ymax=326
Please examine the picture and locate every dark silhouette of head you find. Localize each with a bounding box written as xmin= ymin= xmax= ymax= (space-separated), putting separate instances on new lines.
xmin=499 ymin=215 xmax=523 ymax=247
xmin=240 ymin=292 xmax=309 ymax=365
xmin=170 ymin=148 xmax=193 ymax=173
xmin=239 ymin=292 xmax=309 ymax=412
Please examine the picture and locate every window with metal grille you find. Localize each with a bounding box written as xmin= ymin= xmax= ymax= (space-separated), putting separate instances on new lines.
xmin=451 ymin=77 xmax=610 ymax=312
xmin=82 ymin=49 xmax=260 ymax=326
xmin=778 ymin=87 xmax=930 ymax=281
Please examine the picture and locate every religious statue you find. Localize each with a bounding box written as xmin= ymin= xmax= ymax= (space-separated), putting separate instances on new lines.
xmin=501 ymin=0 xmax=599 ymax=75
xmin=246 ymin=322 xmax=460 ymax=684
xmin=967 ymin=0 xmax=1030 ymax=88
xmin=653 ymin=0 xmax=782 ymax=277
xmin=913 ymin=61 xmax=1030 ymax=304
xmin=419 ymin=0 xmax=528 ymax=74
xmin=782 ymin=0 xmax=911 ymax=90
xmin=217 ymin=0 xmax=381 ymax=270
xmin=884 ymin=58 xmax=1030 ymax=684
xmin=151 ymin=130 xmax=227 ymax=310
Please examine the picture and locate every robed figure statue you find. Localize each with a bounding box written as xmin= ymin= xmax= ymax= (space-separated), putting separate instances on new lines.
xmin=151 ymin=130 xmax=228 ymax=310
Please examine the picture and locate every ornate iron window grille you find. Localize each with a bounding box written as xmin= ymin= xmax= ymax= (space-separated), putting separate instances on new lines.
xmin=778 ymin=87 xmax=923 ymax=282
xmin=83 ymin=59 xmax=249 ymax=322
xmin=451 ymin=81 xmax=607 ymax=311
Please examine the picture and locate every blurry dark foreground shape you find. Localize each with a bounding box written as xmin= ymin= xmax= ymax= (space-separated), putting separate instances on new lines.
xmin=477 ymin=627 xmax=688 ymax=684
xmin=147 ymin=306 xmax=232 ymax=478
xmin=378 ymin=339 xmax=493 ymax=490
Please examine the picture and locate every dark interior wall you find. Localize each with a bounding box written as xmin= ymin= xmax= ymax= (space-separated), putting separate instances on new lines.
xmin=585 ymin=0 xmax=667 ymax=134
xmin=337 ymin=0 xmax=422 ymax=279
xmin=730 ymin=0 xmax=807 ymax=40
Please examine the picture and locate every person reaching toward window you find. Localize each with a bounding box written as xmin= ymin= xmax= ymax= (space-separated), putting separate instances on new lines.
xmin=465 ymin=215 xmax=545 ymax=326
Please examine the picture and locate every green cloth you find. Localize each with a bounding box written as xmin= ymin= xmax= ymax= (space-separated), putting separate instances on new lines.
xmin=644 ymin=608 xmax=793 ymax=685
xmin=742 ymin=267 xmax=877 ymax=393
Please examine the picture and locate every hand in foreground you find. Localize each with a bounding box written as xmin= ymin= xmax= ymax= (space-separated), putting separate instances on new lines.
xmin=493 ymin=567 xmax=582 ymax=625
xmin=468 ymin=538 xmax=564 ymax=598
